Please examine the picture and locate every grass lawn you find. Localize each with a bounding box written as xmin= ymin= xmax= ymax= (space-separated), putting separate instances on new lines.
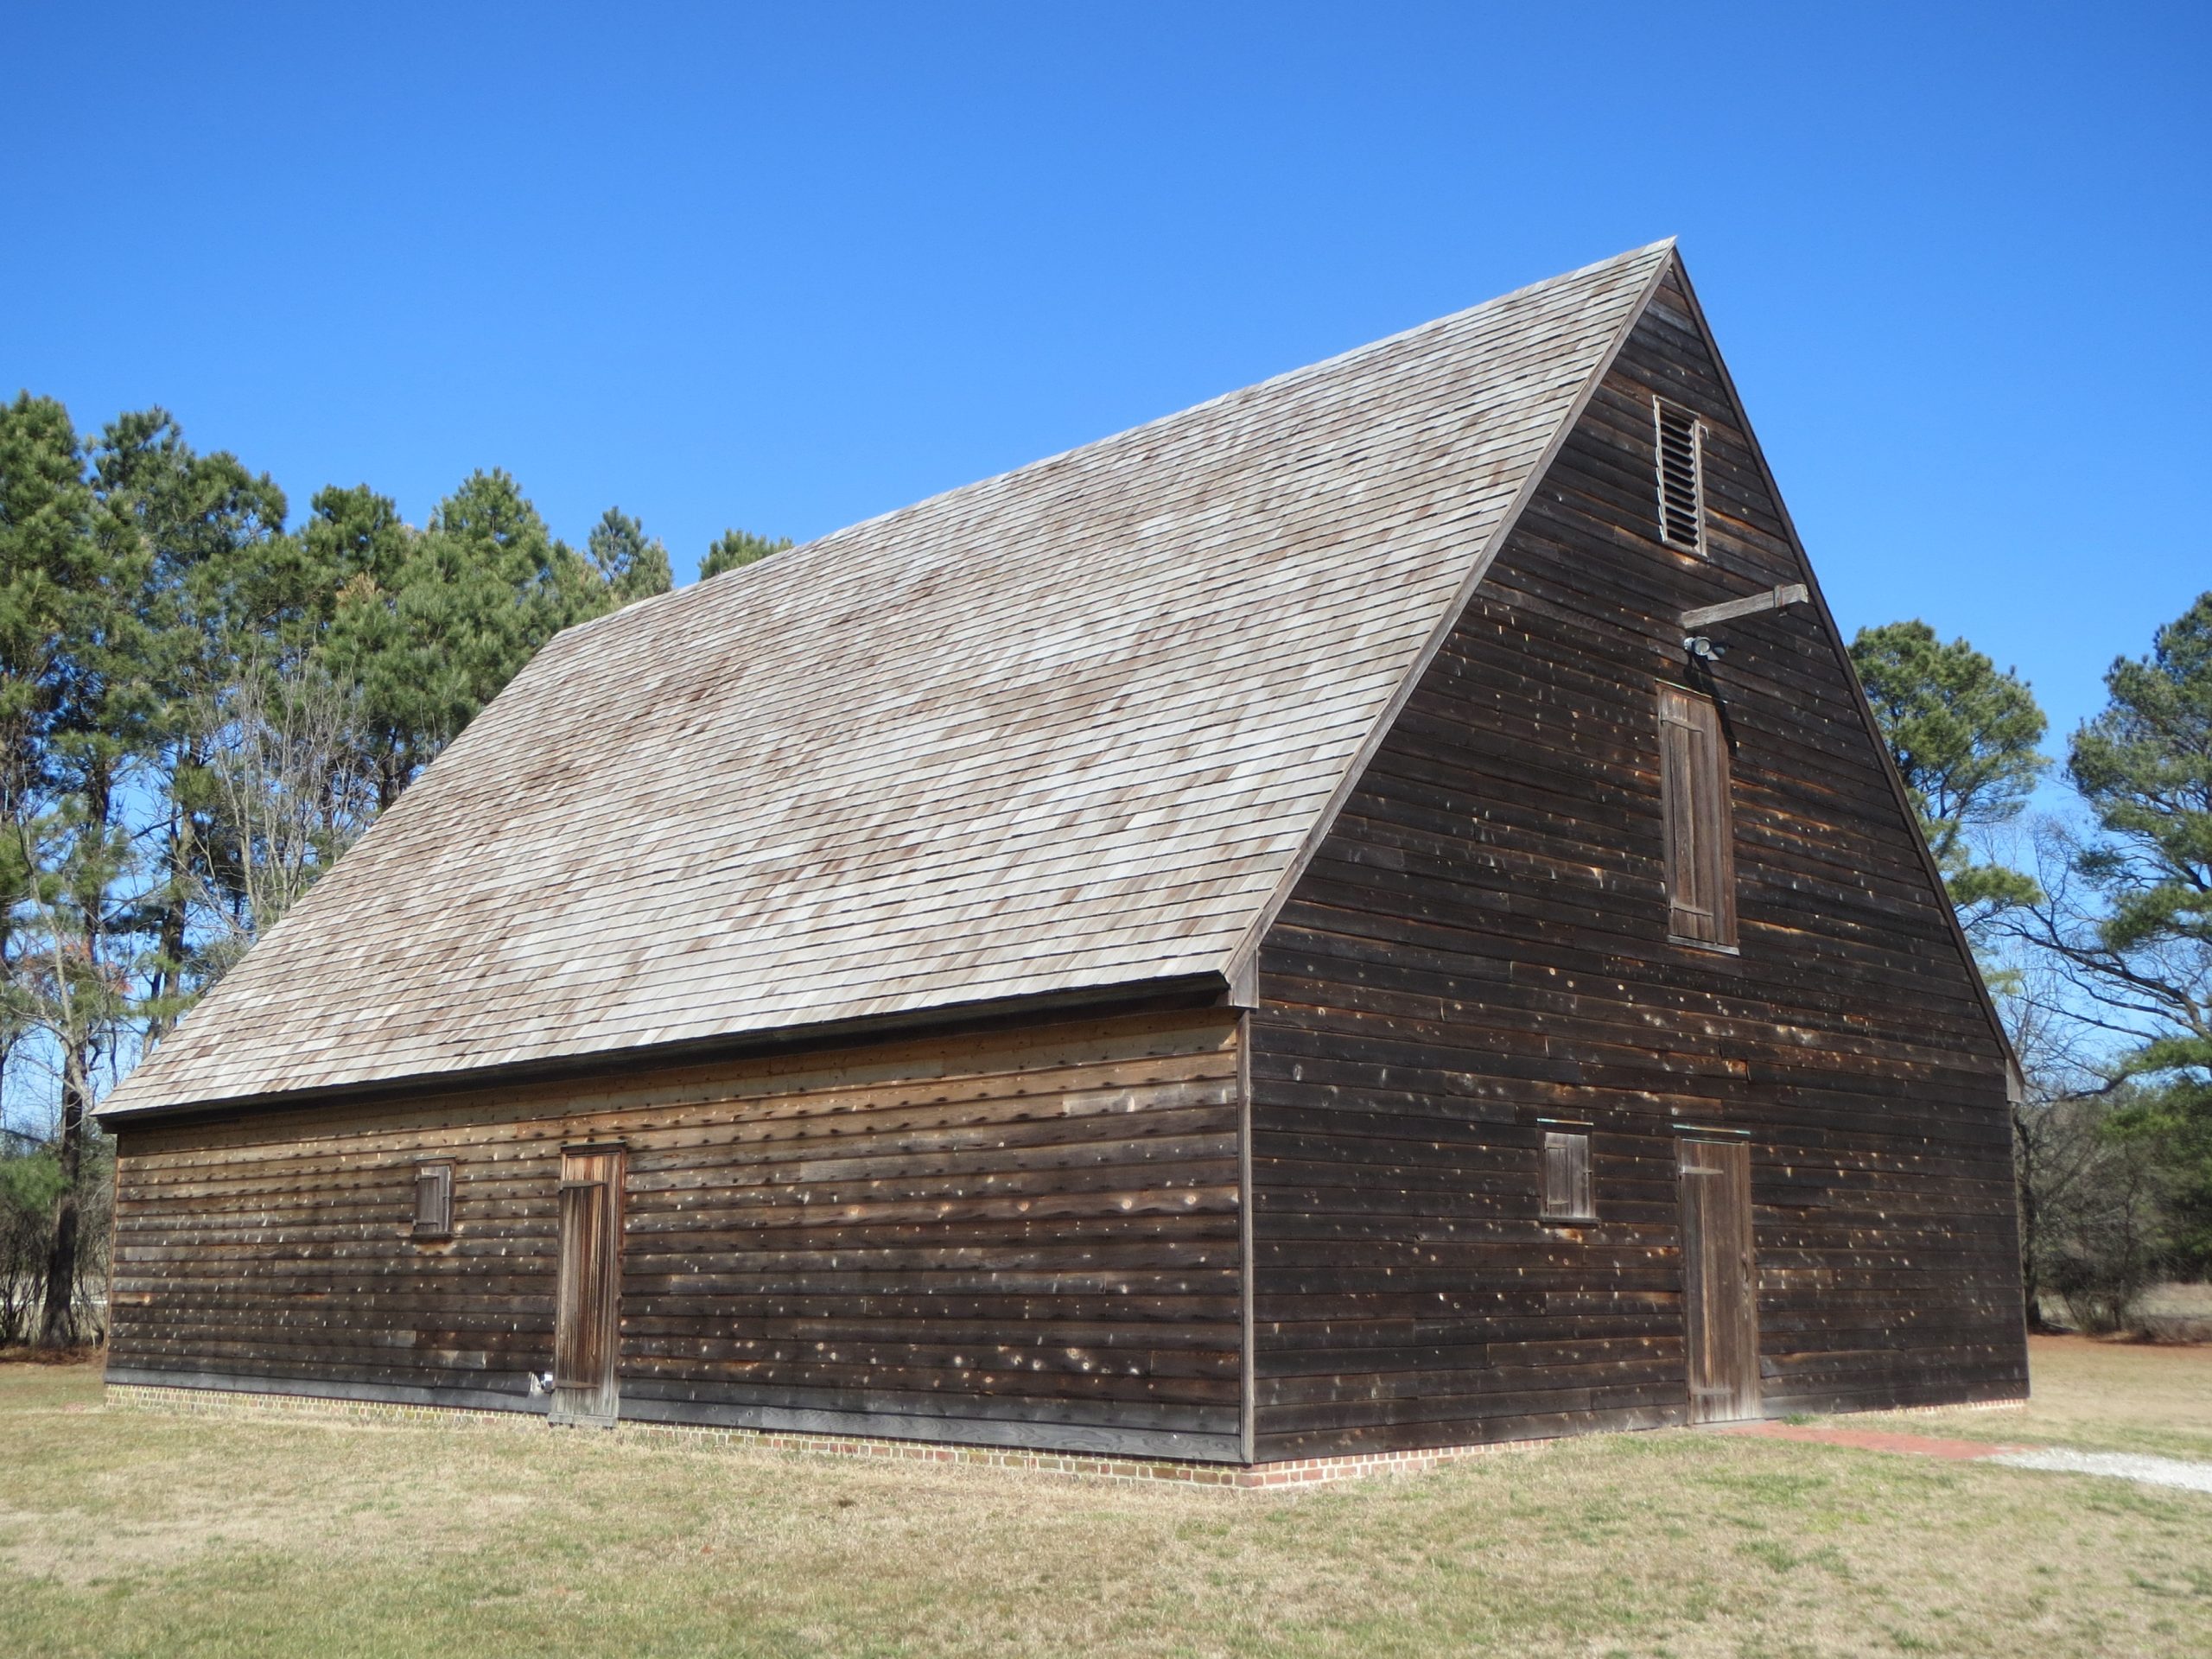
xmin=1847 ymin=1335 xmax=2212 ymax=1464
xmin=1 ymin=1338 xmax=2206 ymax=1658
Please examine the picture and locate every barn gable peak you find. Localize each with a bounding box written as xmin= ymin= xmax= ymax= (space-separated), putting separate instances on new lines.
xmin=1229 ymin=245 xmax=2016 ymax=1083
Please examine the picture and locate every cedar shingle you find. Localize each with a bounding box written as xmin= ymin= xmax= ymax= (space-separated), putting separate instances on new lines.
xmin=100 ymin=242 xmax=1672 ymax=1116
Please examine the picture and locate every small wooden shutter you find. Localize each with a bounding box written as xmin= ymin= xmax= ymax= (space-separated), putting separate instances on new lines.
xmin=1657 ymin=685 xmax=1737 ymax=947
xmin=1654 ymin=397 xmax=1705 ymax=552
xmin=1542 ymin=1132 xmax=1592 ymax=1220
xmin=413 ymin=1163 xmax=453 ymax=1238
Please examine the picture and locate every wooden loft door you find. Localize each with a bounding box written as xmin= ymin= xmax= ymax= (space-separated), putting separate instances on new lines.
xmin=551 ymin=1144 xmax=626 ymax=1428
xmin=1678 ymin=1139 xmax=1760 ymax=1423
xmin=1656 ymin=684 xmax=1737 ymax=949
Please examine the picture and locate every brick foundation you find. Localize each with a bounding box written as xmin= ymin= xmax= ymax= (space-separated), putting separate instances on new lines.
xmin=104 ymin=1382 xmax=2029 ymax=1490
xmin=108 ymin=1382 xmax=542 ymax=1433
xmin=107 ymin=1382 xmax=1554 ymax=1489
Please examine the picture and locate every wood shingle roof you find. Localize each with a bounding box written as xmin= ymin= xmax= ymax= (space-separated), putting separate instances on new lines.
xmin=100 ymin=241 xmax=1675 ymax=1117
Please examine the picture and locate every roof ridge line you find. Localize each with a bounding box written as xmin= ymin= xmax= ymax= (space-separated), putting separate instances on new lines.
xmin=647 ymin=242 xmax=1681 ymax=617
xmin=1218 ymin=244 xmax=1679 ymax=992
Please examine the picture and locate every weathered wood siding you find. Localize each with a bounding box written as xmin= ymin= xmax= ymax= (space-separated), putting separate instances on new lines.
xmin=109 ymin=1006 xmax=1246 ymax=1461
xmin=1247 ymin=268 xmax=2026 ymax=1461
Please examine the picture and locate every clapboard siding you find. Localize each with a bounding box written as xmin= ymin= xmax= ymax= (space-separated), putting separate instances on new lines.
xmin=110 ymin=1006 xmax=1247 ymax=1461
xmin=1246 ymin=268 xmax=2026 ymax=1460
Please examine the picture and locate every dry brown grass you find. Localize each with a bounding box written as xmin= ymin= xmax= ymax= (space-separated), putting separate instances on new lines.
xmin=1847 ymin=1335 xmax=2212 ymax=1463
xmin=2 ymin=1338 xmax=2207 ymax=1657
xmin=2137 ymin=1282 xmax=2212 ymax=1344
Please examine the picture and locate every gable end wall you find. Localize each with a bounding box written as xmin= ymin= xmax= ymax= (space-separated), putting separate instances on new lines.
xmin=1245 ymin=268 xmax=2028 ymax=1461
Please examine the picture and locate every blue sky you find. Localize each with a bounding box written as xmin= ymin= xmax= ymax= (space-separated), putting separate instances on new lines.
xmin=4 ymin=3 xmax=2205 ymax=756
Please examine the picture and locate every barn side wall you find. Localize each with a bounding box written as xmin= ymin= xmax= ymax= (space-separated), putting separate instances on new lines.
xmin=1245 ymin=268 xmax=2028 ymax=1462
xmin=107 ymin=1005 xmax=1246 ymax=1462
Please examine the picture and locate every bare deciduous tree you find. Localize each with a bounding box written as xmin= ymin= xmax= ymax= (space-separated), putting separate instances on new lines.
xmin=186 ymin=655 xmax=377 ymax=990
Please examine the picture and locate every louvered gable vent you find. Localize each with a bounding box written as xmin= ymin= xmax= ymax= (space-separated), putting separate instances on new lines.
xmin=1654 ymin=397 xmax=1705 ymax=551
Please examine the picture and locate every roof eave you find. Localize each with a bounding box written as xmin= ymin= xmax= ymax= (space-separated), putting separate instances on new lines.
xmin=92 ymin=969 xmax=1236 ymax=1131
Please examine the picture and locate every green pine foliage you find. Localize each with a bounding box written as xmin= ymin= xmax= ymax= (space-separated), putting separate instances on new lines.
xmin=1848 ymin=619 xmax=2048 ymax=929
xmin=0 ymin=390 xmax=785 ymax=1340
xmin=587 ymin=507 xmax=675 ymax=607
xmin=0 ymin=395 xmax=99 ymax=803
xmin=700 ymin=526 xmax=791 ymax=581
xmin=2059 ymin=594 xmax=2212 ymax=1270
xmin=322 ymin=469 xmax=604 ymax=803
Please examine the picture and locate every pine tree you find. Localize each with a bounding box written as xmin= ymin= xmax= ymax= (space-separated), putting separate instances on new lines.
xmin=700 ymin=527 xmax=791 ymax=581
xmin=586 ymin=508 xmax=674 ymax=606
xmin=321 ymin=470 xmax=602 ymax=806
xmin=0 ymin=393 xmax=145 ymax=1344
xmin=2045 ymin=593 xmax=2212 ymax=1269
xmin=0 ymin=395 xmax=99 ymax=805
xmin=1850 ymin=620 xmax=2048 ymax=933
xmin=88 ymin=410 xmax=296 ymax=1034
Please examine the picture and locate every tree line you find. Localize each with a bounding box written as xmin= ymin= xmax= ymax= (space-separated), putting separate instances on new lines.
xmin=1851 ymin=601 xmax=2212 ymax=1331
xmin=0 ymin=391 xmax=786 ymax=1345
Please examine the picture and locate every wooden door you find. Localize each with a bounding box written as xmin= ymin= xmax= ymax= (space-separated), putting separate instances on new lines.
xmin=550 ymin=1145 xmax=625 ymax=1427
xmin=1678 ymin=1139 xmax=1759 ymax=1423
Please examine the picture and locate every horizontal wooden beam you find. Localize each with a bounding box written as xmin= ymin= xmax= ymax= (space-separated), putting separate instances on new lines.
xmin=1681 ymin=583 xmax=1809 ymax=631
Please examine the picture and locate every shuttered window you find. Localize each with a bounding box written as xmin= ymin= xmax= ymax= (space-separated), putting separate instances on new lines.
xmin=1541 ymin=1132 xmax=1594 ymax=1221
xmin=413 ymin=1162 xmax=454 ymax=1239
xmin=1658 ymin=684 xmax=1738 ymax=947
xmin=1654 ymin=397 xmax=1705 ymax=552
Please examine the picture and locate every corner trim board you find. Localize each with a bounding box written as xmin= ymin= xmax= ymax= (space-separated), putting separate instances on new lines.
xmin=1236 ymin=1008 xmax=1256 ymax=1465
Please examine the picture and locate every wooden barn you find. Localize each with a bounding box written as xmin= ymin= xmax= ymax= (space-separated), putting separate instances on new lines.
xmin=96 ymin=242 xmax=2029 ymax=1478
